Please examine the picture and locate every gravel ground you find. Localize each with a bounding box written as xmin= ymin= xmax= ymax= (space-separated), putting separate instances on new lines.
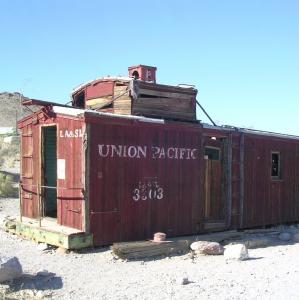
xmin=1 ymin=197 xmax=299 ymax=300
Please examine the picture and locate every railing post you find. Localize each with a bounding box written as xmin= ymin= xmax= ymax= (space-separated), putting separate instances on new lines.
xmin=38 ymin=183 xmax=41 ymax=227
xmin=19 ymin=182 xmax=22 ymax=222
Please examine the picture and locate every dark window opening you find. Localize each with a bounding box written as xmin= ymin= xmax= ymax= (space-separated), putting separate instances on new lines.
xmin=73 ymin=92 xmax=85 ymax=108
xmin=132 ymin=70 xmax=139 ymax=80
xmin=271 ymin=152 xmax=281 ymax=179
xmin=205 ymin=147 xmax=220 ymax=160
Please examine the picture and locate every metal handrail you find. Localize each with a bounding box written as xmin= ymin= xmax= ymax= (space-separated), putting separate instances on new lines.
xmin=19 ymin=183 xmax=84 ymax=227
xmin=20 ymin=183 xmax=83 ymax=190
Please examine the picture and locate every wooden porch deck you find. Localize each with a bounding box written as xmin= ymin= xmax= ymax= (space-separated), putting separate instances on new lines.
xmin=5 ymin=217 xmax=93 ymax=250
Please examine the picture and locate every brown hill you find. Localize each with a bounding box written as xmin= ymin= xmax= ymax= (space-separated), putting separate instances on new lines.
xmin=0 ymin=92 xmax=39 ymax=128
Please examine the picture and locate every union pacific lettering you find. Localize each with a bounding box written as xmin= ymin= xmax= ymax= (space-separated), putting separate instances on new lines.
xmin=98 ymin=144 xmax=198 ymax=160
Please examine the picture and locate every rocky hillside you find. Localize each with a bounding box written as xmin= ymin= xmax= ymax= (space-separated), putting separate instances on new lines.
xmin=0 ymin=92 xmax=38 ymax=128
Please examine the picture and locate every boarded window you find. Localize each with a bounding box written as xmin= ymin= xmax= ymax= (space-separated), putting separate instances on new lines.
xmin=271 ymin=152 xmax=281 ymax=179
xmin=205 ymin=147 xmax=220 ymax=160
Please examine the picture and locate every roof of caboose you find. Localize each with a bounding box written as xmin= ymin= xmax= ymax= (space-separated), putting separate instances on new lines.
xmin=19 ymin=99 xmax=299 ymax=142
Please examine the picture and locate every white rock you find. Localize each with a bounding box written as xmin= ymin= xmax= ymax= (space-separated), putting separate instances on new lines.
xmin=224 ymin=244 xmax=249 ymax=261
xmin=0 ymin=256 xmax=23 ymax=283
xmin=279 ymin=232 xmax=291 ymax=241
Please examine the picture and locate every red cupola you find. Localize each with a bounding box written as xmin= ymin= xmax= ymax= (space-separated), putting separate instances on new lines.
xmin=128 ymin=65 xmax=157 ymax=83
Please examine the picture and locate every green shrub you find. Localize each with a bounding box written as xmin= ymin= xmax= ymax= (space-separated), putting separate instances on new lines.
xmin=0 ymin=136 xmax=20 ymax=168
xmin=0 ymin=172 xmax=17 ymax=197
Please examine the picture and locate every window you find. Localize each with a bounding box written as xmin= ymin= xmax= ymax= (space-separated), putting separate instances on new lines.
xmin=73 ymin=91 xmax=85 ymax=108
xmin=271 ymin=152 xmax=281 ymax=179
xmin=205 ymin=147 xmax=220 ymax=160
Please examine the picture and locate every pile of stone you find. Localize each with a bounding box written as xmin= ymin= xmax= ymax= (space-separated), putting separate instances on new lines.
xmin=190 ymin=241 xmax=249 ymax=261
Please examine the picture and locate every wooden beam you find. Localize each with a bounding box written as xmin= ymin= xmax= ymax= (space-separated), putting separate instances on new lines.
xmin=112 ymin=240 xmax=190 ymax=260
xmin=86 ymin=97 xmax=113 ymax=107
xmin=5 ymin=220 xmax=93 ymax=250
xmin=135 ymin=97 xmax=194 ymax=110
xmin=137 ymin=88 xmax=195 ymax=100
xmin=132 ymin=107 xmax=196 ymax=120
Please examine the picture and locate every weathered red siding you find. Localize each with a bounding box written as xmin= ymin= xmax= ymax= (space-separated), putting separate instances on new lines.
xmin=19 ymin=111 xmax=47 ymax=219
xmin=241 ymin=134 xmax=299 ymax=228
xmin=18 ymin=106 xmax=299 ymax=247
xmin=87 ymin=116 xmax=202 ymax=245
xmin=19 ymin=109 xmax=85 ymax=230
xmin=56 ymin=116 xmax=85 ymax=230
xmin=85 ymin=81 xmax=114 ymax=100
xmin=230 ymin=133 xmax=241 ymax=228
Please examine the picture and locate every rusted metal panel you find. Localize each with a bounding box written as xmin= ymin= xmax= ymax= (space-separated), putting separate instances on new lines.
xmin=85 ymin=81 xmax=114 ymax=100
xmin=88 ymin=117 xmax=202 ymax=245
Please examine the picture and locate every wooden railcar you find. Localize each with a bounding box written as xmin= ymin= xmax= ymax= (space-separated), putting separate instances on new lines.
xmin=15 ymin=65 xmax=299 ymax=248
xmin=17 ymin=104 xmax=299 ymax=248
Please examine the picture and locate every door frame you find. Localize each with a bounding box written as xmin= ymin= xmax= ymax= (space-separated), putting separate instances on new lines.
xmin=202 ymin=134 xmax=231 ymax=231
xmin=40 ymin=124 xmax=58 ymax=220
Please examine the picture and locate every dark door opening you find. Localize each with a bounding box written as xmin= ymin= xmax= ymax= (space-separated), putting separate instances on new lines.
xmin=42 ymin=126 xmax=57 ymax=218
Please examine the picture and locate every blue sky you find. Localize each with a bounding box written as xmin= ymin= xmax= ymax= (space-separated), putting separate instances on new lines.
xmin=1 ymin=0 xmax=298 ymax=134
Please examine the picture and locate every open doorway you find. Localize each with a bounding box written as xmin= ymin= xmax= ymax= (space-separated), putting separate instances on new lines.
xmin=203 ymin=136 xmax=227 ymax=230
xmin=42 ymin=126 xmax=57 ymax=218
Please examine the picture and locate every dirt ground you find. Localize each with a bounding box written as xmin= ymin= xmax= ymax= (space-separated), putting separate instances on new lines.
xmin=1 ymin=196 xmax=299 ymax=300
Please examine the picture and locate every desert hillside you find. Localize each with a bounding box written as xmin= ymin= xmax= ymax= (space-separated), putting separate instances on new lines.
xmin=0 ymin=92 xmax=38 ymax=128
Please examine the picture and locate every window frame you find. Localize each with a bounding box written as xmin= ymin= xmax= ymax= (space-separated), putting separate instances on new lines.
xmin=204 ymin=146 xmax=221 ymax=161
xmin=271 ymin=151 xmax=281 ymax=180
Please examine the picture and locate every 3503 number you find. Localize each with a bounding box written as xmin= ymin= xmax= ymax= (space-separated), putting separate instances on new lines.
xmin=132 ymin=181 xmax=164 ymax=202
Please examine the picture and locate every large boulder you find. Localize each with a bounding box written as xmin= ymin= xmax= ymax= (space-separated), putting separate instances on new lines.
xmin=0 ymin=256 xmax=23 ymax=283
xmin=278 ymin=232 xmax=292 ymax=241
xmin=224 ymin=244 xmax=249 ymax=261
xmin=190 ymin=241 xmax=209 ymax=251
xmin=190 ymin=241 xmax=224 ymax=255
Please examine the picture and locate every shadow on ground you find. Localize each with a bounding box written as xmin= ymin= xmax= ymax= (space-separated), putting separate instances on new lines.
xmin=10 ymin=273 xmax=62 ymax=291
xmin=1 ymin=273 xmax=63 ymax=300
